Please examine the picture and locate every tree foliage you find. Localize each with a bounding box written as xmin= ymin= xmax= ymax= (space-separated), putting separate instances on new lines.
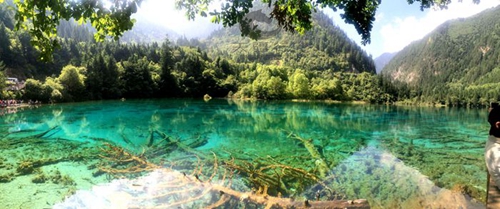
xmin=120 ymin=56 xmax=157 ymax=98
xmin=0 ymin=0 xmax=142 ymax=61
xmin=58 ymin=65 xmax=86 ymax=102
xmin=0 ymin=0 xmax=478 ymax=60
xmin=7 ymin=36 xmax=391 ymax=103
xmin=23 ymin=79 xmax=45 ymax=102
xmin=0 ymin=62 xmax=6 ymax=96
xmin=176 ymin=0 xmax=478 ymax=44
xmin=200 ymin=11 xmax=375 ymax=74
xmin=3 ymin=6 xmax=490 ymax=106
xmin=86 ymin=54 xmax=121 ymax=100
xmin=158 ymin=40 xmax=179 ymax=97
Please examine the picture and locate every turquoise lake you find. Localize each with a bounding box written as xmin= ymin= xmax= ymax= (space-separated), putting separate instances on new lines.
xmin=0 ymin=99 xmax=489 ymax=208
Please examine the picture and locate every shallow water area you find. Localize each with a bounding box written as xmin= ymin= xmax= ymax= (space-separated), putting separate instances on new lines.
xmin=0 ymin=99 xmax=489 ymax=208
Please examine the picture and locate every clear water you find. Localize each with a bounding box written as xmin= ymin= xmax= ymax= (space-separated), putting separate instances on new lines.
xmin=0 ymin=99 xmax=488 ymax=208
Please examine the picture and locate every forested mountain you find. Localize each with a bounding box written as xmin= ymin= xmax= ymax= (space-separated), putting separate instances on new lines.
xmin=119 ymin=18 xmax=179 ymax=43
xmin=0 ymin=1 xmax=397 ymax=104
xmin=183 ymin=12 xmax=376 ymax=74
xmin=375 ymin=52 xmax=396 ymax=74
xmin=382 ymin=5 xmax=500 ymax=106
xmin=57 ymin=18 xmax=179 ymax=44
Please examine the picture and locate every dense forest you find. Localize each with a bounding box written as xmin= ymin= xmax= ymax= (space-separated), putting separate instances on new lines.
xmin=1 ymin=1 xmax=500 ymax=107
xmin=198 ymin=12 xmax=376 ymax=74
xmin=0 ymin=2 xmax=401 ymax=104
xmin=382 ymin=5 xmax=500 ymax=107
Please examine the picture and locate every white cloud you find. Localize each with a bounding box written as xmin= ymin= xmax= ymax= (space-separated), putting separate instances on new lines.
xmin=135 ymin=0 xmax=195 ymax=30
xmin=134 ymin=0 xmax=220 ymax=38
xmin=375 ymin=12 xmax=385 ymax=22
xmin=132 ymin=0 xmax=500 ymax=52
xmin=380 ymin=0 xmax=500 ymax=53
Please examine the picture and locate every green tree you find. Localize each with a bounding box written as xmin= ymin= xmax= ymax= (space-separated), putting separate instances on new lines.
xmin=0 ymin=63 xmax=5 ymax=98
xmin=287 ymin=69 xmax=310 ymax=98
xmin=265 ymin=76 xmax=286 ymax=99
xmin=3 ymin=0 xmax=142 ymax=61
xmin=58 ymin=65 xmax=87 ymax=102
xmin=310 ymin=77 xmax=343 ymax=100
xmin=120 ymin=56 xmax=155 ymax=98
xmin=23 ymin=79 xmax=47 ymax=102
xmin=86 ymin=54 xmax=121 ymax=100
xmin=0 ymin=2 xmax=14 ymax=29
xmin=43 ymin=77 xmax=64 ymax=103
xmin=86 ymin=55 xmax=106 ymax=100
xmin=102 ymin=56 xmax=122 ymax=99
xmin=175 ymin=48 xmax=208 ymax=97
xmin=251 ymin=65 xmax=287 ymax=99
xmin=159 ymin=40 xmax=179 ymax=97
xmin=1 ymin=0 xmax=471 ymax=59
xmin=0 ymin=22 xmax=12 ymax=65
xmin=176 ymin=0 xmax=472 ymax=44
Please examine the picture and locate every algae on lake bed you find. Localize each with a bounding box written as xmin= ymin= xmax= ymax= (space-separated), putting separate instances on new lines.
xmin=0 ymin=99 xmax=490 ymax=208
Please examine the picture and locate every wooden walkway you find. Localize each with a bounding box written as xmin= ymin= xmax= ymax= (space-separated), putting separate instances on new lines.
xmin=487 ymin=173 xmax=500 ymax=208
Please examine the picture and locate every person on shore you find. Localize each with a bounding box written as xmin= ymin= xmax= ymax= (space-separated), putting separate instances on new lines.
xmin=486 ymin=102 xmax=500 ymax=188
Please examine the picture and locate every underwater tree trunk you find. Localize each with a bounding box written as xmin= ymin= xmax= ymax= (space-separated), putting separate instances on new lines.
xmin=98 ymin=143 xmax=370 ymax=208
xmin=289 ymin=133 xmax=329 ymax=178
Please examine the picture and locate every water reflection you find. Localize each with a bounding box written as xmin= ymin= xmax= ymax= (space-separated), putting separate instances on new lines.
xmin=0 ymin=99 xmax=489 ymax=208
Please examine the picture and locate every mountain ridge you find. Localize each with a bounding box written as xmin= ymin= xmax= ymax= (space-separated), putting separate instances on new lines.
xmin=191 ymin=11 xmax=376 ymax=74
xmin=381 ymin=5 xmax=500 ymax=105
xmin=375 ymin=52 xmax=396 ymax=74
xmin=383 ymin=5 xmax=500 ymax=85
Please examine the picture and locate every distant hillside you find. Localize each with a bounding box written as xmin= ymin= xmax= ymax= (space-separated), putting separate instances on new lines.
xmin=0 ymin=2 xmax=393 ymax=103
xmin=120 ymin=19 xmax=179 ymax=43
xmin=375 ymin=52 xmax=396 ymax=74
xmin=382 ymin=5 xmax=500 ymax=87
xmin=193 ymin=11 xmax=375 ymax=74
xmin=57 ymin=18 xmax=179 ymax=44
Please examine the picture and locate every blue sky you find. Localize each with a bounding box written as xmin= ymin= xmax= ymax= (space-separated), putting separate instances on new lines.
xmin=136 ymin=0 xmax=500 ymax=58
xmin=329 ymin=0 xmax=500 ymax=57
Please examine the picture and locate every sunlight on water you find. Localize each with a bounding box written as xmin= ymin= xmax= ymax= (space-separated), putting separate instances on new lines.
xmin=53 ymin=147 xmax=483 ymax=209
xmin=0 ymin=99 xmax=488 ymax=208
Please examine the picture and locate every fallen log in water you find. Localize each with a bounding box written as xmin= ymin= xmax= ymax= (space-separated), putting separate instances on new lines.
xmin=119 ymin=132 xmax=134 ymax=146
xmin=98 ymin=143 xmax=370 ymax=209
xmin=147 ymin=130 xmax=155 ymax=147
xmin=288 ymin=132 xmax=329 ymax=178
xmin=34 ymin=126 xmax=59 ymax=138
xmin=153 ymin=130 xmax=209 ymax=159
xmin=186 ymin=135 xmax=208 ymax=148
